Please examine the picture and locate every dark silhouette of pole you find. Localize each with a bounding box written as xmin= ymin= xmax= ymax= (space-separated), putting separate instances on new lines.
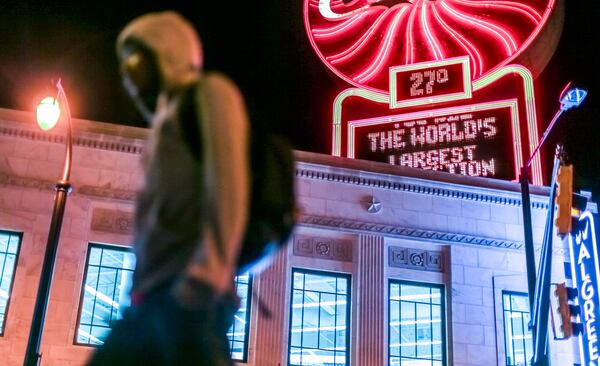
xmin=519 ymin=83 xmax=587 ymax=366
xmin=519 ymin=110 xmax=564 ymax=349
xmin=24 ymin=80 xmax=73 ymax=366
xmin=521 ymin=98 xmax=564 ymax=337
xmin=531 ymin=150 xmax=561 ymax=366
xmin=519 ymin=166 xmax=537 ymax=338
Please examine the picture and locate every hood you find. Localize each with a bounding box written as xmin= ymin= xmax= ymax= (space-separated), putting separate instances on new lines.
xmin=116 ymin=11 xmax=203 ymax=92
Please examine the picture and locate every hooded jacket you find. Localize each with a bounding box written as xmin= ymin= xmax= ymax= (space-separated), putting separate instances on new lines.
xmin=116 ymin=11 xmax=249 ymax=298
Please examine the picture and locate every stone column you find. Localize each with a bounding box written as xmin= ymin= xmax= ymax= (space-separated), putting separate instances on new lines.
xmin=356 ymin=234 xmax=385 ymax=365
xmin=253 ymin=249 xmax=288 ymax=366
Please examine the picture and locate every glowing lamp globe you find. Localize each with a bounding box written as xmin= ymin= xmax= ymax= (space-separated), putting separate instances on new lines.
xmin=560 ymin=87 xmax=587 ymax=111
xmin=36 ymin=97 xmax=61 ymax=131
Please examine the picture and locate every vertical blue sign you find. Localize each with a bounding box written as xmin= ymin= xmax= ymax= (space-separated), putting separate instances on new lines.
xmin=569 ymin=211 xmax=600 ymax=365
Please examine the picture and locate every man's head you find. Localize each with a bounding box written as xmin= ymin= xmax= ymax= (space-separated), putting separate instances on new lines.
xmin=118 ymin=39 xmax=161 ymax=122
xmin=116 ymin=11 xmax=203 ymax=123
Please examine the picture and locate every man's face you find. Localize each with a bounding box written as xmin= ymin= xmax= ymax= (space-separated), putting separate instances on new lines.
xmin=118 ymin=42 xmax=160 ymax=124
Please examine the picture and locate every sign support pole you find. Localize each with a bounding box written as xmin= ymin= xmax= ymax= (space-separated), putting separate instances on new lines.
xmin=518 ymin=84 xmax=586 ymax=366
xmin=520 ymin=166 xmax=538 ymax=341
xmin=531 ymin=151 xmax=561 ymax=366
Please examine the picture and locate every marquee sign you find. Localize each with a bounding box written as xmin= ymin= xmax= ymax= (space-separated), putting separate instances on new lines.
xmin=303 ymin=0 xmax=561 ymax=185
xmin=389 ymin=56 xmax=471 ymax=108
xmin=331 ymin=57 xmax=543 ymax=184
xmin=569 ymin=211 xmax=600 ymax=366
xmin=352 ymin=100 xmax=517 ymax=178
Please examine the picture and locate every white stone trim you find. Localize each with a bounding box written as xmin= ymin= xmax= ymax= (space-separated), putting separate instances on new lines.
xmin=0 ymin=108 xmax=147 ymax=155
xmin=296 ymin=161 xmax=550 ymax=210
xmin=299 ymin=214 xmax=523 ymax=250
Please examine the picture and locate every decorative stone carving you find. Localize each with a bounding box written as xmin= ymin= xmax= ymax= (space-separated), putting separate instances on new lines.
xmin=389 ymin=246 xmax=444 ymax=272
xmin=79 ymin=186 xmax=137 ymax=201
xmin=366 ymin=196 xmax=382 ymax=213
xmin=314 ymin=239 xmax=332 ymax=258
xmin=294 ymin=237 xmax=313 ymax=257
xmin=293 ymin=235 xmax=353 ymax=262
xmin=299 ymin=214 xmax=525 ymax=250
xmin=0 ymin=173 xmax=138 ymax=202
xmin=91 ymin=208 xmax=133 ymax=235
xmin=0 ymin=172 xmax=55 ymax=191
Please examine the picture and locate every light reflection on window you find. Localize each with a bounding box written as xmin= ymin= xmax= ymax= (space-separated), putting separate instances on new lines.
xmin=228 ymin=273 xmax=252 ymax=361
xmin=389 ymin=281 xmax=445 ymax=366
xmin=502 ymin=292 xmax=532 ymax=366
xmin=288 ymin=269 xmax=351 ymax=366
xmin=75 ymin=244 xmax=135 ymax=346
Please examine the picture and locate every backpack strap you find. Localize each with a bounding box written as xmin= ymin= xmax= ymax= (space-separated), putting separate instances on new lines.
xmin=177 ymin=84 xmax=202 ymax=160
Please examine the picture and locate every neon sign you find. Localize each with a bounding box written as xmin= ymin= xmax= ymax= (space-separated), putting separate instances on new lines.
xmin=304 ymin=0 xmax=561 ymax=93
xmin=332 ymin=57 xmax=543 ymax=184
xmin=351 ymin=100 xmax=518 ymax=178
xmin=569 ymin=211 xmax=600 ymax=365
xmin=390 ymin=57 xmax=471 ymax=108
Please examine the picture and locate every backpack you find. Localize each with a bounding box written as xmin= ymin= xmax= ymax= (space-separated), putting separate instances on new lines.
xmin=238 ymin=132 xmax=295 ymax=272
xmin=178 ymin=82 xmax=296 ymax=273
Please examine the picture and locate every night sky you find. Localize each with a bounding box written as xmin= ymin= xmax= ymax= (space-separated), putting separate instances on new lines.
xmin=0 ymin=1 xmax=598 ymax=197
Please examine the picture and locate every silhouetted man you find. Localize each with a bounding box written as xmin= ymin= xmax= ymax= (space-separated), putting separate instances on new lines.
xmin=88 ymin=11 xmax=249 ymax=365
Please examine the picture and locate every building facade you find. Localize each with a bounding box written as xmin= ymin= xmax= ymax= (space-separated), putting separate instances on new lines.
xmin=0 ymin=108 xmax=582 ymax=365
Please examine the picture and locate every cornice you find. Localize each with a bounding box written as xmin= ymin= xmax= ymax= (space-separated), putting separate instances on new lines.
xmin=299 ymin=214 xmax=523 ymax=250
xmin=298 ymin=214 xmax=569 ymax=256
xmin=0 ymin=125 xmax=145 ymax=155
xmin=0 ymin=109 xmax=147 ymax=155
xmin=295 ymin=153 xmax=550 ymax=210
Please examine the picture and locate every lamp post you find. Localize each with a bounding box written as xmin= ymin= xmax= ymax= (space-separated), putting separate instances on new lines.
xmin=24 ymin=79 xmax=74 ymax=366
xmin=520 ymin=83 xmax=587 ymax=366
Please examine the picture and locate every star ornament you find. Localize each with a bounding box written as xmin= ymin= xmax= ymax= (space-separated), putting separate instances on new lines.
xmin=367 ymin=196 xmax=382 ymax=213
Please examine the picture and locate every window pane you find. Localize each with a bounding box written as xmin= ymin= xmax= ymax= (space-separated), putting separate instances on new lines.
xmin=228 ymin=273 xmax=252 ymax=361
xmin=431 ymin=288 xmax=442 ymax=305
xmin=502 ymin=292 xmax=532 ymax=366
xmin=88 ymin=247 xmax=102 ymax=266
xmin=389 ymin=281 xmax=445 ymax=366
xmin=75 ymin=244 xmax=135 ymax=346
xmin=337 ymin=277 xmax=348 ymax=295
xmin=335 ymin=293 xmax=348 ymax=350
xmin=0 ymin=231 xmax=21 ymax=334
xmin=288 ymin=269 xmax=350 ymax=366
xmin=416 ymin=303 xmax=432 ymax=359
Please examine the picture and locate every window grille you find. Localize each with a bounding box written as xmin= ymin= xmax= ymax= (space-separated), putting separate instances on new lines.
xmin=502 ymin=291 xmax=532 ymax=366
xmin=288 ymin=268 xmax=351 ymax=366
xmin=389 ymin=280 xmax=446 ymax=366
xmin=0 ymin=230 xmax=21 ymax=335
xmin=229 ymin=273 xmax=252 ymax=361
xmin=75 ymin=243 xmax=135 ymax=345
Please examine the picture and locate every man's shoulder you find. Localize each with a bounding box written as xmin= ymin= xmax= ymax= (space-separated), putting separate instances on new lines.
xmin=194 ymin=72 xmax=247 ymax=126
xmin=198 ymin=71 xmax=242 ymax=98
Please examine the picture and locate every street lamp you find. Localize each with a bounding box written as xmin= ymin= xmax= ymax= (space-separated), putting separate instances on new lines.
xmin=24 ymin=79 xmax=74 ymax=366
xmin=521 ymin=83 xmax=587 ymax=314
xmin=519 ymin=82 xmax=587 ymax=366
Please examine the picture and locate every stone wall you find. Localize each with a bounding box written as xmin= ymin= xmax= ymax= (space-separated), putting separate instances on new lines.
xmin=290 ymin=151 xmax=577 ymax=366
xmin=0 ymin=109 xmax=145 ymax=365
xmin=0 ymin=109 xmax=581 ymax=365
